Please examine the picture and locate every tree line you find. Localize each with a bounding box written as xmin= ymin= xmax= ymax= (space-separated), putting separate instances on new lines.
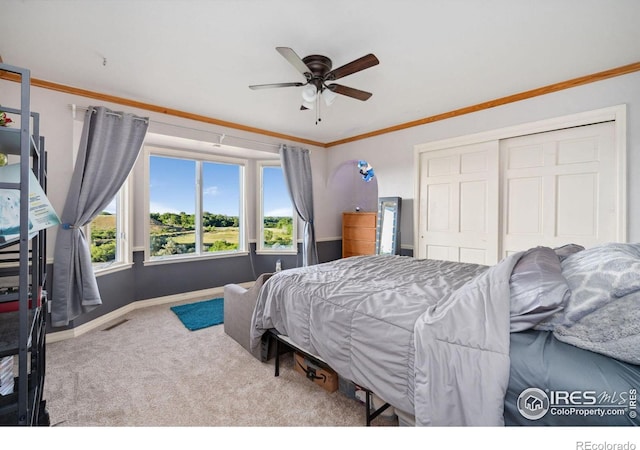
xmin=150 ymin=212 xmax=239 ymax=229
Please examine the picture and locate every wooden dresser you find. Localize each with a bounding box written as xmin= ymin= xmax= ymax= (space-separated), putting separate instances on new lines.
xmin=342 ymin=212 xmax=377 ymax=258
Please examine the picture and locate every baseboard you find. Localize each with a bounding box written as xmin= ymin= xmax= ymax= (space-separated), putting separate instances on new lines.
xmin=45 ymin=281 xmax=254 ymax=343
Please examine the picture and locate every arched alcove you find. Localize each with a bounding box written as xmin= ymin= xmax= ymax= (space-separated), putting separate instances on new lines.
xmin=328 ymin=159 xmax=378 ymax=214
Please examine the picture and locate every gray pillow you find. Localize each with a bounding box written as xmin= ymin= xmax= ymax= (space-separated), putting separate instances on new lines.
xmin=553 ymin=243 xmax=585 ymax=262
xmin=560 ymin=243 xmax=640 ymax=326
xmin=509 ymin=246 xmax=570 ymax=332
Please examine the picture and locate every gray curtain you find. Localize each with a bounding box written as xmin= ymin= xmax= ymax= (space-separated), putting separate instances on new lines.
xmin=279 ymin=144 xmax=318 ymax=266
xmin=51 ymin=106 xmax=148 ymax=327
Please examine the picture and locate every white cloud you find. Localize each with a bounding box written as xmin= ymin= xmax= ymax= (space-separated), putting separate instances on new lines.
xmin=149 ymin=202 xmax=183 ymax=214
xmin=203 ymin=186 xmax=219 ymax=196
xmin=265 ymin=207 xmax=293 ymax=217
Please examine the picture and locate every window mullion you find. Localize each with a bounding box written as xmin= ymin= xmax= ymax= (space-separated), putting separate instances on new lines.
xmin=239 ymin=164 xmax=246 ymax=252
xmin=115 ymin=192 xmax=121 ymax=263
xmin=196 ymin=161 xmax=203 ymax=255
xmin=258 ymin=164 xmax=265 ymax=251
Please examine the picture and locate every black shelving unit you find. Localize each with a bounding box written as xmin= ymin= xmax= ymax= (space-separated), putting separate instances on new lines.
xmin=0 ymin=63 xmax=49 ymax=426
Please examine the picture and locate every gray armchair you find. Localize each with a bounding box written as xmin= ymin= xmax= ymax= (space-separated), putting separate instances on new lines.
xmin=223 ymin=273 xmax=273 ymax=360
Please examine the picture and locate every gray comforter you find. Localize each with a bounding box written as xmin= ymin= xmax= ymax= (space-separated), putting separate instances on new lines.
xmin=250 ymin=253 xmax=523 ymax=425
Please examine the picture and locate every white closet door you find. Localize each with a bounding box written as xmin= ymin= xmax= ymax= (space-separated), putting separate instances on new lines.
xmin=500 ymin=121 xmax=618 ymax=258
xmin=417 ymin=141 xmax=499 ymax=264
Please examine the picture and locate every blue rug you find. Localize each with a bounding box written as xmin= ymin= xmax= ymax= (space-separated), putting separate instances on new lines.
xmin=170 ymin=297 xmax=224 ymax=331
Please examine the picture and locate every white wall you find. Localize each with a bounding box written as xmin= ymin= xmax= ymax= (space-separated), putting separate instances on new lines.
xmin=327 ymin=71 xmax=640 ymax=250
xmin=2 ymin=69 xmax=639 ymax=260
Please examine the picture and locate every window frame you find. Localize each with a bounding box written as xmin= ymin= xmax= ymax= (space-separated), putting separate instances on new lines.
xmin=85 ymin=177 xmax=134 ymax=275
xmin=256 ymin=160 xmax=298 ymax=255
xmin=143 ymin=145 xmax=248 ymax=264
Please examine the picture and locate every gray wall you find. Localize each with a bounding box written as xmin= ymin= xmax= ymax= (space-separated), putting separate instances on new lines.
xmin=47 ymin=240 xmax=344 ymax=331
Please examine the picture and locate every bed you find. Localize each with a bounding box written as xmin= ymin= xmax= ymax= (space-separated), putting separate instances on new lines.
xmin=249 ymin=242 xmax=640 ymax=426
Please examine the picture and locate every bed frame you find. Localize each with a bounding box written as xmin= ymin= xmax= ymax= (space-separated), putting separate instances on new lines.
xmin=263 ymin=330 xmax=392 ymax=426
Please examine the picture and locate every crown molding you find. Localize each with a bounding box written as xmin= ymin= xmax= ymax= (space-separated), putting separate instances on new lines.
xmin=2 ymin=61 xmax=639 ymax=149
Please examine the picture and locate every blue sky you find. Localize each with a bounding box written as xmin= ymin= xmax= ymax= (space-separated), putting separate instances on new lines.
xmin=262 ymin=166 xmax=293 ymax=217
xmin=149 ymin=156 xmax=292 ymax=217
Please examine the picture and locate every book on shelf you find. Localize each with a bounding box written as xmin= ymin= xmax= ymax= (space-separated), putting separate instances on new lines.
xmin=0 ymin=383 xmax=14 ymax=396
xmin=0 ymin=356 xmax=13 ymax=371
xmin=0 ymin=356 xmax=14 ymax=396
xmin=0 ymin=372 xmax=12 ymax=387
xmin=0 ymin=163 xmax=60 ymax=245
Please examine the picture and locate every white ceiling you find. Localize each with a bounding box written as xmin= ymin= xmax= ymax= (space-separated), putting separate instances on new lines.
xmin=2 ymin=0 xmax=640 ymax=145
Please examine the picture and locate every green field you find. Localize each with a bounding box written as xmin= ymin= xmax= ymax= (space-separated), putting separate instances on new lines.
xmin=170 ymin=227 xmax=239 ymax=245
xmin=90 ymin=213 xmax=293 ymax=261
xmin=157 ymin=227 xmax=291 ymax=246
xmin=91 ymin=214 xmax=116 ymax=231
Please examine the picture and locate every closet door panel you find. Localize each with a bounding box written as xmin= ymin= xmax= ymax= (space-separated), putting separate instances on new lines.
xmin=506 ymin=177 xmax=543 ymax=235
xmin=417 ymin=141 xmax=499 ymax=264
xmin=460 ymin=180 xmax=487 ymax=233
xmin=556 ymin=173 xmax=598 ymax=237
xmin=500 ymin=121 xmax=618 ymax=256
xmin=426 ymin=183 xmax=453 ymax=231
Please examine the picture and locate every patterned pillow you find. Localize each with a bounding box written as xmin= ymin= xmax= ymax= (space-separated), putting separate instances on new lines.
xmin=560 ymin=243 xmax=640 ymax=325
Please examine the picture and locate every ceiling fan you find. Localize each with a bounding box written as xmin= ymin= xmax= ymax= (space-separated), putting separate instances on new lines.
xmin=249 ymin=47 xmax=379 ymax=121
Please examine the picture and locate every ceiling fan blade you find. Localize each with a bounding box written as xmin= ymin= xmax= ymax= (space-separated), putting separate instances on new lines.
xmin=325 ymin=54 xmax=379 ymax=81
xmin=276 ymin=47 xmax=312 ymax=78
xmin=327 ymin=84 xmax=373 ymax=101
xmin=249 ymin=82 xmax=304 ymax=90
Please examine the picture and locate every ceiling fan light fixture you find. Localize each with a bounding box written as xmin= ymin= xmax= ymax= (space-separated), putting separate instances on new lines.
xmin=322 ymin=87 xmax=337 ymax=106
xmin=301 ymin=83 xmax=318 ymax=102
xmin=301 ymin=99 xmax=315 ymax=110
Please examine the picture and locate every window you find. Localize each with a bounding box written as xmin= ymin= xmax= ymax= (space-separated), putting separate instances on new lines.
xmin=257 ymin=162 xmax=296 ymax=253
xmin=87 ymin=181 xmax=131 ymax=273
xmin=147 ymin=149 xmax=246 ymax=260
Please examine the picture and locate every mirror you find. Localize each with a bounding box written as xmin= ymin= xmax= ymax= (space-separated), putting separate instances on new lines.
xmin=376 ymin=197 xmax=402 ymax=255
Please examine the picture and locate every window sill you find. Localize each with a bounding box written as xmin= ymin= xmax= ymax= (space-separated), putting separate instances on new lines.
xmin=255 ymin=249 xmax=298 ymax=256
xmin=94 ymin=262 xmax=134 ymax=277
xmin=143 ymin=250 xmax=250 ymax=266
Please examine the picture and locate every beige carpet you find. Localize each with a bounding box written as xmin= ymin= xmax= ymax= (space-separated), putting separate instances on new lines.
xmin=43 ymin=298 xmax=398 ymax=427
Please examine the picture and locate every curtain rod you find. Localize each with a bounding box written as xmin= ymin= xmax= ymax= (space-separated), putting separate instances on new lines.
xmin=70 ymin=104 xmax=148 ymax=123
xmin=68 ymin=104 xmax=281 ymax=150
